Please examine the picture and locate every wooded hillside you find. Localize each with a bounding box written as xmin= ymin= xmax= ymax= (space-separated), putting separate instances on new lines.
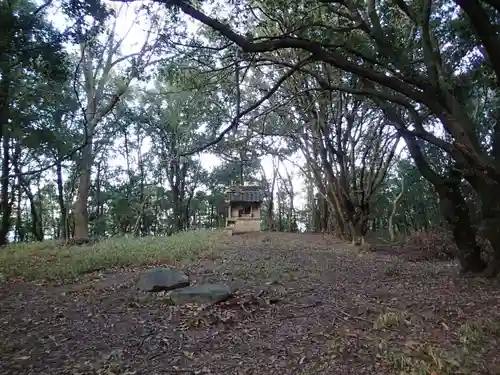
xmin=1 ymin=0 xmax=499 ymax=274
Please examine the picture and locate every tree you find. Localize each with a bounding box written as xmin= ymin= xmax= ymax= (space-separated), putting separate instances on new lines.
xmin=121 ymin=0 xmax=500 ymax=274
xmin=72 ymin=3 xmax=168 ymax=239
xmin=0 ymin=0 xmax=69 ymax=245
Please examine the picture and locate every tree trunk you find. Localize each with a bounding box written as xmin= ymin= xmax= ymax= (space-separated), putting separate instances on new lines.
xmin=277 ymin=198 xmax=284 ymax=231
xmin=389 ymin=178 xmax=404 ymax=242
xmin=312 ymin=196 xmax=321 ymax=232
xmin=438 ymin=181 xmax=486 ymax=273
xmin=36 ymin=177 xmax=43 ymax=240
xmin=267 ymin=200 xmax=275 ymax=231
xmin=139 ymin=154 xmax=147 ymax=236
xmin=14 ymin=181 xmax=23 ymax=242
xmin=56 ymin=161 xmax=68 ymax=239
xmin=0 ymin=63 xmax=12 ymax=245
xmin=352 ymin=215 xmax=368 ymax=246
xmin=94 ymin=161 xmax=102 ymax=226
xmin=23 ymin=185 xmax=43 ymax=241
xmin=0 ymin=130 xmax=11 ymax=245
xmin=171 ymin=185 xmax=183 ymax=233
xmin=209 ymin=204 xmax=214 ymax=227
xmin=380 ymin=103 xmax=486 ymax=273
xmin=11 ymin=142 xmax=43 ymax=241
xmin=185 ymin=193 xmax=194 ymax=230
xmin=454 ymin=0 xmax=500 ymax=84
xmin=467 ymin=179 xmax=500 ymax=276
xmin=73 ymin=139 xmax=93 ymax=240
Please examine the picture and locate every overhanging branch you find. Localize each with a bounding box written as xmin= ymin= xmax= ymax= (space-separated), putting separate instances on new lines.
xmin=178 ymin=56 xmax=314 ymax=156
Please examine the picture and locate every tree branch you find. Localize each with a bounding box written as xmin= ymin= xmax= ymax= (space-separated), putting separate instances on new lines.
xmin=179 ymin=56 xmax=314 ymax=156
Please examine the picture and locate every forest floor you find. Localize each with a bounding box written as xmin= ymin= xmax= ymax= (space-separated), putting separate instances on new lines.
xmin=1 ymin=232 xmax=500 ymax=375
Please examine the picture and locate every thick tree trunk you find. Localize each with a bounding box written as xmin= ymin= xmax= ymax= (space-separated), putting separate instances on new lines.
xmin=469 ymin=179 xmax=500 ymax=276
xmin=478 ymin=215 xmax=500 ymax=277
xmin=380 ymin=104 xmax=486 ymax=273
xmin=74 ymin=141 xmax=93 ymax=239
xmin=454 ymin=0 xmax=500 ymax=84
xmin=438 ymin=182 xmax=486 ymax=273
xmin=420 ymin=171 xmax=486 ymax=273
xmin=347 ymin=208 xmax=369 ymax=246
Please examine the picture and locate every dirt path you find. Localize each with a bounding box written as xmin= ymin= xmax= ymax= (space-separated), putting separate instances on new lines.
xmin=1 ymin=233 xmax=500 ymax=375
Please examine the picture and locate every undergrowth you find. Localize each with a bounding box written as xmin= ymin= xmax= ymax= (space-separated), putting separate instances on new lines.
xmin=401 ymin=228 xmax=493 ymax=262
xmin=402 ymin=228 xmax=458 ymax=260
xmin=0 ymin=230 xmax=223 ymax=282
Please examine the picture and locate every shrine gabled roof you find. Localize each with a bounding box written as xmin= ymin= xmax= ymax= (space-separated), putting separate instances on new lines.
xmin=225 ymin=185 xmax=264 ymax=203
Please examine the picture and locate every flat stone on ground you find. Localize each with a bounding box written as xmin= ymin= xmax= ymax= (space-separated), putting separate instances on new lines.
xmin=137 ymin=267 xmax=190 ymax=292
xmin=169 ymin=283 xmax=233 ymax=305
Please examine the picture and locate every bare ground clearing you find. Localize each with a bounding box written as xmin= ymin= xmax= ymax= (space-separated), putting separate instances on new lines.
xmin=1 ymin=233 xmax=500 ymax=375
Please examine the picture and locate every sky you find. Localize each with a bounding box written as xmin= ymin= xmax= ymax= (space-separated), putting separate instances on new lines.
xmin=45 ymin=0 xmax=309 ymax=207
xmin=44 ymin=0 xmax=416 ymax=213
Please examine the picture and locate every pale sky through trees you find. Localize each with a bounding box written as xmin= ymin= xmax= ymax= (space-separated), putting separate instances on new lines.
xmin=46 ymin=0 xmax=309 ymax=208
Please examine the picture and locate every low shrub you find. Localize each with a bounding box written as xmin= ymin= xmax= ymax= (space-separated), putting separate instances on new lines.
xmin=402 ymin=228 xmax=494 ymax=262
xmin=402 ymin=228 xmax=458 ymax=261
xmin=0 ymin=230 xmax=223 ymax=282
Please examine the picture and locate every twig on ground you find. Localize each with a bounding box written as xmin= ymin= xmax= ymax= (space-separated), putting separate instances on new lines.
xmin=335 ymin=308 xmax=373 ymax=324
xmin=133 ymin=334 xmax=153 ymax=356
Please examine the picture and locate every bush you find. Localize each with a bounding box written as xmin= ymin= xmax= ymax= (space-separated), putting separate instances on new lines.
xmin=401 ymin=228 xmax=458 ymax=261
xmin=0 ymin=230 xmax=223 ymax=282
xmin=401 ymin=228 xmax=495 ymax=262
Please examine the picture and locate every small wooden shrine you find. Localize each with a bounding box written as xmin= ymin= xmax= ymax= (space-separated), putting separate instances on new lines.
xmin=225 ymin=185 xmax=264 ymax=234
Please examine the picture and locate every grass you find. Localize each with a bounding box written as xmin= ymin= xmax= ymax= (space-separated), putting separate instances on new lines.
xmin=372 ymin=313 xmax=500 ymax=374
xmin=217 ymin=257 xmax=298 ymax=282
xmin=0 ymin=230 xmax=223 ymax=282
xmin=459 ymin=318 xmax=500 ymax=348
xmin=383 ymin=343 xmax=460 ymax=375
xmin=374 ymin=310 xmax=411 ymax=329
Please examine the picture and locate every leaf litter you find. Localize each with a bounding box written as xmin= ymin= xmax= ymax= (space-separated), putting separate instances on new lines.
xmin=1 ymin=232 xmax=500 ymax=374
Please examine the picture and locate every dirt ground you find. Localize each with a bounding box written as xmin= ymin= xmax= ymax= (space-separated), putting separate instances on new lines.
xmin=1 ymin=232 xmax=500 ymax=375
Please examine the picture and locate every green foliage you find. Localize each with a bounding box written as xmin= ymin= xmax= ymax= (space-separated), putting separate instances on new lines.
xmin=60 ymin=0 xmax=111 ymax=42
xmin=372 ymin=157 xmax=442 ymax=237
xmin=0 ymin=0 xmax=74 ymax=159
xmin=3 ymin=0 xmax=499 ymax=278
xmin=0 ymin=0 xmax=68 ymax=75
xmin=0 ymin=230 xmax=222 ymax=282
